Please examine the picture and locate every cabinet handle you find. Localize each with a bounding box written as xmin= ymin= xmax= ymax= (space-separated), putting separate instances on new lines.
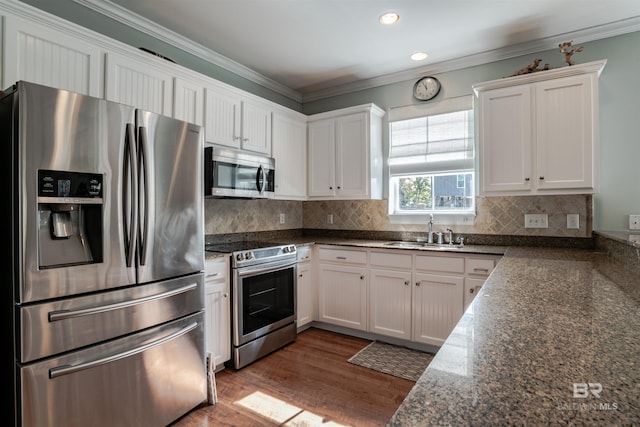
xmin=524 ymin=177 xmax=530 ymax=181
xmin=470 ymin=288 xmax=474 ymax=294
xmin=404 ymin=281 xmax=409 ymax=286
xmin=243 ymin=137 xmax=249 ymax=142
xmin=337 ymin=186 xmax=341 ymax=189
xmin=415 ymin=282 xmax=421 ymax=287
xmin=329 ymin=186 xmax=333 ymax=190
xmin=206 ymin=272 xmax=220 ymax=278
xmin=473 ymin=268 xmax=490 ymax=273
xmin=299 ymin=273 xmax=304 ymax=278
xmin=336 ymin=256 xmax=347 ymax=260
xmin=539 ymin=176 xmax=545 ymax=180
xmin=360 ymin=275 xmax=365 ymax=280
xmin=223 ymin=293 xmax=228 ymax=298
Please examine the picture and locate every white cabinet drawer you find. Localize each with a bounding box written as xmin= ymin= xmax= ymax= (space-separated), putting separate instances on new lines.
xmin=369 ymin=251 xmax=412 ymax=270
xmin=204 ymin=257 xmax=229 ymax=281
xmin=415 ymin=254 xmax=464 ymax=274
xmin=466 ymin=258 xmax=496 ymax=276
xmin=318 ymin=247 xmax=367 ymax=265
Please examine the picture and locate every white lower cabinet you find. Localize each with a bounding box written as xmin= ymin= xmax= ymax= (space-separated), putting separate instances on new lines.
xmin=369 ymin=268 xmax=412 ymax=340
xmin=296 ymin=246 xmax=314 ymax=329
xmin=464 ymin=255 xmax=501 ymax=311
xmin=204 ymin=256 xmax=231 ymax=368
xmin=318 ymin=247 xmax=368 ymax=331
xmin=317 ymin=245 xmax=500 ymax=347
xmin=413 ymin=272 xmax=464 ymax=346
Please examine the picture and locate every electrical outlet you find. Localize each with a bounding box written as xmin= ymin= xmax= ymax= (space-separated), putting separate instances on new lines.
xmin=524 ymin=213 xmax=548 ymax=229
xmin=630 ymin=214 xmax=640 ymax=230
xmin=279 ymin=213 xmax=285 ymax=224
xmin=327 ymin=214 xmax=334 ymax=224
xmin=567 ymin=214 xmax=580 ymax=230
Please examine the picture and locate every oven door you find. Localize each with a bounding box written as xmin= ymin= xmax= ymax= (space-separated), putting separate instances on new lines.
xmin=233 ymin=259 xmax=296 ymax=346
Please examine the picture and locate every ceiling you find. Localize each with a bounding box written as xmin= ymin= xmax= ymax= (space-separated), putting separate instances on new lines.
xmin=80 ymin=0 xmax=640 ymax=102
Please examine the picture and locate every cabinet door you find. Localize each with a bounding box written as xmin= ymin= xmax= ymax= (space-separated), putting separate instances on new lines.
xmin=335 ymin=112 xmax=368 ymax=197
xmin=318 ymin=264 xmax=367 ymax=330
xmin=3 ymin=15 xmax=102 ymax=96
xmin=535 ymin=74 xmax=595 ymax=190
xmin=464 ymin=277 xmax=485 ymax=312
xmin=105 ymin=52 xmax=173 ymax=115
xmin=174 ymin=77 xmax=204 ymax=126
xmin=296 ymin=261 xmax=314 ymax=328
xmin=369 ymin=269 xmax=412 ymax=340
xmin=241 ymin=100 xmax=272 ymax=154
xmin=479 ymin=85 xmax=533 ymax=193
xmin=204 ymin=86 xmax=242 ymax=148
xmin=204 ymin=258 xmax=230 ymax=367
xmin=413 ymin=272 xmax=464 ymax=346
xmin=272 ymin=112 xmax=307 ymax=199
xmin=307 ymin=119 xmax=336 ymax=197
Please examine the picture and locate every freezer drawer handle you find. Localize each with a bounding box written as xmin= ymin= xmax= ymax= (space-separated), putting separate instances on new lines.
xmin=48 ymin=321 xmax=199 ymax=379
xmin=48 ymin=283 xmax=198 ymax=322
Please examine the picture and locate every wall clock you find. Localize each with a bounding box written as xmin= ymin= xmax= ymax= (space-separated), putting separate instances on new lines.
xmin=413 ymin=76 xmax=441 ymax=101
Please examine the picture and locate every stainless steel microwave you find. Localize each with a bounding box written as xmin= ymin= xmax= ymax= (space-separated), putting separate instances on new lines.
xmin=204 ymin=146 xmax=275 ymax=198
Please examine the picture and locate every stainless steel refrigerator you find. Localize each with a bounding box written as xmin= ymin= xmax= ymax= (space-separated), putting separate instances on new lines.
xmin=1 ymin=81 xmax=206 ymax=427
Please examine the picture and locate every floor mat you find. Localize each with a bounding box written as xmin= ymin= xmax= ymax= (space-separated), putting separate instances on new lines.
xmin=347 ymin=341 xmax=435 ymax=382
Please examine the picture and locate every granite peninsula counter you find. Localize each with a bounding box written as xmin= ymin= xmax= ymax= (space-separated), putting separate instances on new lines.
xmin=387 ymin=246 xmax=640 ymax=426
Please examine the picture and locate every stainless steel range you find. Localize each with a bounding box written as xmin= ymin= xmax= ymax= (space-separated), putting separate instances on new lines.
xmin=206 ymin=241 xmax=297 ymax=369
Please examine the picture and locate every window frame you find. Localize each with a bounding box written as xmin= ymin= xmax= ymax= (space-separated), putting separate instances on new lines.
xmin=387 ymin=95 xmax=476 ymax=225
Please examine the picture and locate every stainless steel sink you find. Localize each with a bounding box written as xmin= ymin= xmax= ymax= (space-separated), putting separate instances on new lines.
xmin=382 ymin=241 xmax=464 ymax=250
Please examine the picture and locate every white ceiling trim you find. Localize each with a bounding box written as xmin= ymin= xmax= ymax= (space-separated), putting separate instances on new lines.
xmin=72 ymin=0 xmax=303 ymax=102
xmin=71 ymin=0 xmax=640 ymax=104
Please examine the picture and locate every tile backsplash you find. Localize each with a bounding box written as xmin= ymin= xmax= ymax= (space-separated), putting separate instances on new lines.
xmin=205 ymin=195 xmax=592 ymax=238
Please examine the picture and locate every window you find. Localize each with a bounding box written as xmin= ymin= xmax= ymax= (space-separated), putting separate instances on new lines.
xmin=388 ymin=96 xmax=475 ymax=222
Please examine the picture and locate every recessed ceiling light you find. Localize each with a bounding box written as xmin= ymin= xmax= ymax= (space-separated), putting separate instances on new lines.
xmin=379 ymin=12 xmax=400 ymax=25
xmin=411 ymin=52 xmax=428 ymax=61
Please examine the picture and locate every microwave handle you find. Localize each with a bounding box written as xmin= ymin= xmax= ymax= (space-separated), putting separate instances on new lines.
xmin=256 ymin=165 xmax=266 ymax=194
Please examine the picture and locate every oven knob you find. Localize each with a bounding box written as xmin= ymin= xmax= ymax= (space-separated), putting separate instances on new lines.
xmin=289 ymin=245 xmax=296 ymax=252
xmin=236 ymin=253 xmax=244 ymax=261
xmin=282 ymin=246 xmax=290 ymax=253
xmin=245 ymin=252 xmax=253 ymax=260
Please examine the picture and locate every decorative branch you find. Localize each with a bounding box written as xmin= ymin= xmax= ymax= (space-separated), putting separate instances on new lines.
xmin=559 ymin=41 xmax=584 ymax=66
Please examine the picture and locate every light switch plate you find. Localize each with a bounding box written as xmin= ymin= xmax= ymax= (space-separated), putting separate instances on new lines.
xmin=630 ymin=214 xmax=640 ymax=230
xmin=567 ymin=214 xmax=580 ymax=229
xmin=524 ymin=213 xmax=548 ymax=229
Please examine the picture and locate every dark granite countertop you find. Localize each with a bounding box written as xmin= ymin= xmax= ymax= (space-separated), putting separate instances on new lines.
xmin=388 ymin=246 xmax=640 ymax=426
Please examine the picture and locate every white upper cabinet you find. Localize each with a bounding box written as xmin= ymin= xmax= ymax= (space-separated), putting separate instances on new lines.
xmin=307 ymin=104 xmax=384 ymax=200
xmin=204 ymin=84 xmax=272 ymax=155
xmin=474 ymin=60 xmax=606 ymax=196
xmin=105 ymin=51 xmax=173 ymax=115
xmin=3 ymin=15 xmax=103 ymax=97
xmin=272 ymin=110 xmax=307 ymax=200
xmin=173 ymin=77 xmax=204 ymax=126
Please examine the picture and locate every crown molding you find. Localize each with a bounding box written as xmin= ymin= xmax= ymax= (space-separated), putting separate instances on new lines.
xmin=300 ymin=17 xmax=640 ymax=102
xmin=71 ymin=0 xmax=303 ymax=102
xmin=8 ymin=0 xmax=640 ymax=104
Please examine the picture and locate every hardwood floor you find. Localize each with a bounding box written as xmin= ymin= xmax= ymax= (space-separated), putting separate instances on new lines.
xmin=170 ymin=328 xmax=415 ymax=427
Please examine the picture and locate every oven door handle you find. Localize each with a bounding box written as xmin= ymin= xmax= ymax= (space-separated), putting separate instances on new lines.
xmin=236 ymin=259 xmax=296 ymax=277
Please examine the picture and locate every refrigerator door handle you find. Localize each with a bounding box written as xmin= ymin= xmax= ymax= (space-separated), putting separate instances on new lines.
xmin=47 ymin=282 xmax=198 ymax=322
xmin=123 ymin=123 xmax=138 ymax=268
xmin=138 ymin=126 xmax=149 ymax=266
xmin=48 ymin=321 xmax=199 ymax=379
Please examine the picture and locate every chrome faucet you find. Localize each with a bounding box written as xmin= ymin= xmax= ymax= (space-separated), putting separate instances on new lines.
xmin=446 ymin=228 xmax=454 ymax=245
xmin=427 ymin=214 xmax=434 ymax=244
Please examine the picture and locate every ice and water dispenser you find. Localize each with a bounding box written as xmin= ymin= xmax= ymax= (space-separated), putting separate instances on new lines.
xmin=37 ymin=170 xmax=103 ymax=268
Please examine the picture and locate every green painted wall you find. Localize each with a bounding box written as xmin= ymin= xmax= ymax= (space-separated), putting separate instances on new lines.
xmin=16 ymin=0 xmax=640 ymax=231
